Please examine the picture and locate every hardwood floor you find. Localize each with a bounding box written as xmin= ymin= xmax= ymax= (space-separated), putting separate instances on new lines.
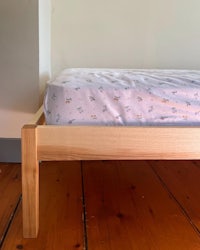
xmin=0 ymin=164 xmax=21 ymax=248
xmin=0 ymin=160 xmax=200 ymax=249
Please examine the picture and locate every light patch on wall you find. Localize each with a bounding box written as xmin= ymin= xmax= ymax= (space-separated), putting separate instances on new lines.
xmin=39 ymin=0 xmax=51 ymax=104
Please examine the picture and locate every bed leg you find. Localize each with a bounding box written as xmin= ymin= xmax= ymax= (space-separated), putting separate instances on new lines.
xmin=22 ymin=125 xmax=39 ymax=238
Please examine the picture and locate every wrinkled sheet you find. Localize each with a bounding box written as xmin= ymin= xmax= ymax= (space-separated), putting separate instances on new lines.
xmin=44 ymin=68 xmax=200 ymax=126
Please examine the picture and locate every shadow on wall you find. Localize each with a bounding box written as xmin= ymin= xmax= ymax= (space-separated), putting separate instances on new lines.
xmin=0 ymin=0 xmax=40 ymax=114
xmin=0 ymin=93 xmax=39 ymax=114
xmin=0 ymin=77 xmax=40 ymax=113
xmin=0 ymin=70 xmax=50 ymax=113
xmin=39 ymin=72 xmax=51 ymax=106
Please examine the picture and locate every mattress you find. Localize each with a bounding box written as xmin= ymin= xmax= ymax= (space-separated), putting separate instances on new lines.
xmin=44 ymin=68 xmax=200 ymax=126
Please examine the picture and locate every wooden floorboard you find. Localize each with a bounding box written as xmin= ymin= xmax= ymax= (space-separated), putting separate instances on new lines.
xmin=150 ymin=160 xmax=200 ymax=233
xmin=83 ymin=160 xmax=200 ymax=250
xmin=0 ymin=163 xmax=21 ymax=247
xmin=2 ymin=160 xmax=200 ymax=250
xmin=1 ymin=161 xmax=84 ymax=250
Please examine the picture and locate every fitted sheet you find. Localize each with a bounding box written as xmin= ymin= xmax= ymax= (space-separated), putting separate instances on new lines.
xmin=44 ymin=68 xmax=200 ymax=126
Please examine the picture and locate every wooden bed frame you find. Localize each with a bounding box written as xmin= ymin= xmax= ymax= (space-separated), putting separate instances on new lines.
xmin=22 ymin=106 xmax=200 ymax=238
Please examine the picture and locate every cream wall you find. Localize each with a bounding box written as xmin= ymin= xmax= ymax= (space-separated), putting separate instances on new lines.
xmin=0 ymin=0 xmax=51 ymax=138
xmin=51 ymin=0 xmax=200 ymax=77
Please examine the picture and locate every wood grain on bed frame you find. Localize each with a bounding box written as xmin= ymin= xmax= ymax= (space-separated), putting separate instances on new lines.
xmin=21 ymin=106 xmax=200 ymax=238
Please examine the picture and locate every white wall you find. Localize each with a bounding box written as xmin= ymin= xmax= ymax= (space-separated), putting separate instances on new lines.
xmin=0 ymin=0 xmax=39 ymax=137
xmin=51 ymin=0 xmax=200 ymax=77
xmin=0 ymin=0 xmax=51 ymax=138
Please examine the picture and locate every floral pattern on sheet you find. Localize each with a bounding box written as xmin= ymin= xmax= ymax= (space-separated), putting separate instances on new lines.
xmin=44 ymin=69 xmax=200 ymax=126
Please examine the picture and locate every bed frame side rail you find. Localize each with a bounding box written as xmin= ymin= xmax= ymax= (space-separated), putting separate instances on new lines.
xmin=37 ymin=126 xmax=200 ymax=161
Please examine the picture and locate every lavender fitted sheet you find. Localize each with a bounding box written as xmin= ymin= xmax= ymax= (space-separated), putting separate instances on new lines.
xmin=44 ymin=68 xmax=200 ymax=126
